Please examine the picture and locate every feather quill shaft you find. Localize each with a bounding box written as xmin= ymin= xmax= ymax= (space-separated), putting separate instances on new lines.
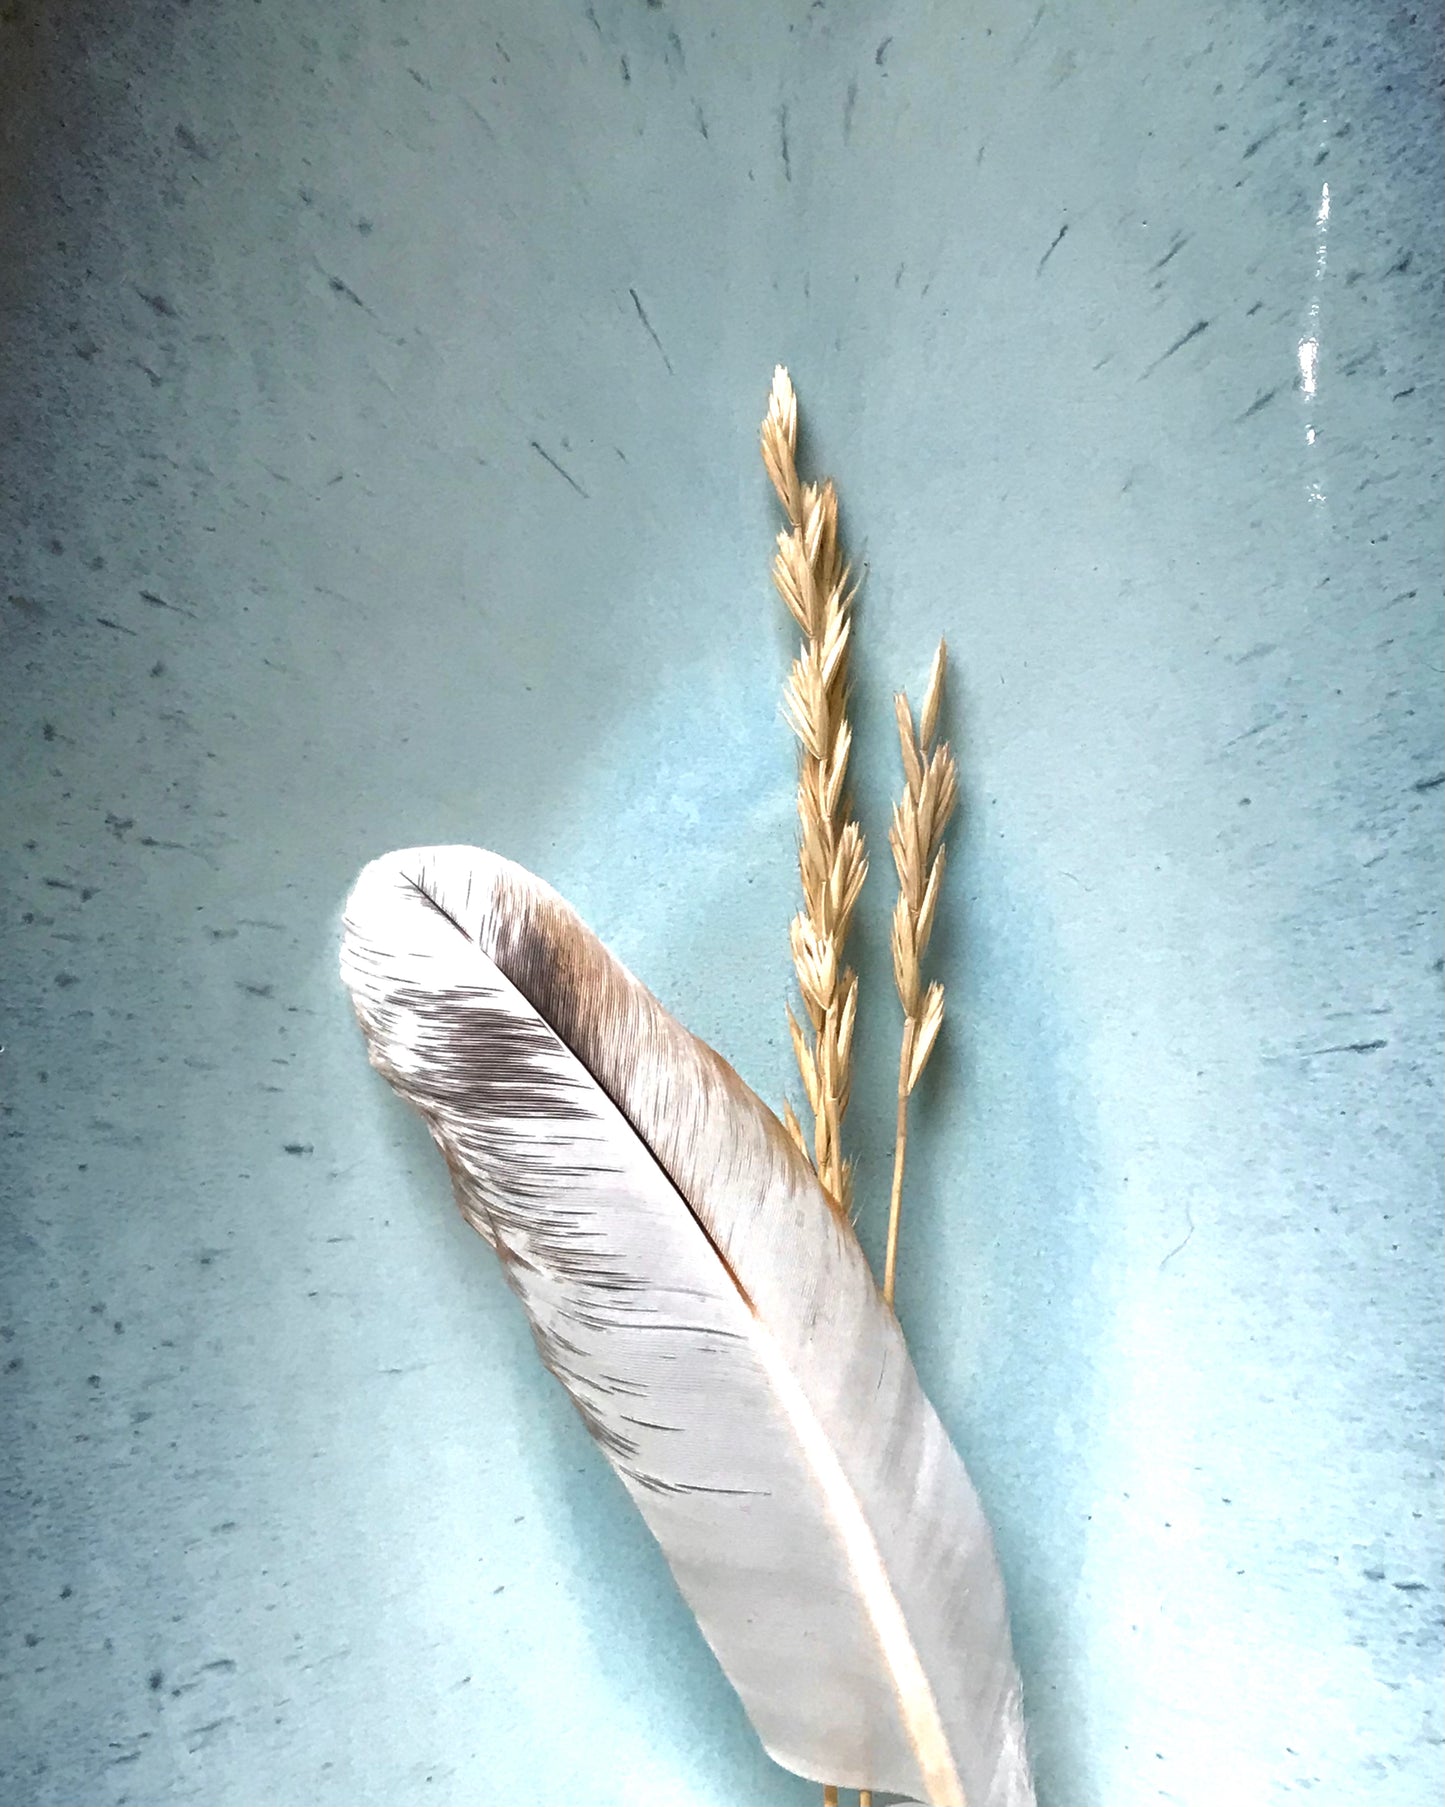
xmin=340 ymin=845 xmax=1032 ymax=1806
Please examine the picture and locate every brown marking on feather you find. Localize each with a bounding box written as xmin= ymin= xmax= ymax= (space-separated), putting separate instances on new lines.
xmin=407 ymin=864 xmax=770 ymax=1320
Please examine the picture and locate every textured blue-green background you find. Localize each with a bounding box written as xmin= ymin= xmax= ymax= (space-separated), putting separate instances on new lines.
xmin=2 ymin=3 xmax=1440 ymax=1802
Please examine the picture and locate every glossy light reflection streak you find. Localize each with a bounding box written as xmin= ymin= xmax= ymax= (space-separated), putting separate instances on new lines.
xmin=1300 ymin=179 xmax=1330 ymax=501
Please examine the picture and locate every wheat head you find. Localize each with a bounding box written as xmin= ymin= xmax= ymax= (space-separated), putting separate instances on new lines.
xmin=761 ymin=366 xmax=866 ymax=1214
xmin=883 ymin=640 xmax=959 ymax=1304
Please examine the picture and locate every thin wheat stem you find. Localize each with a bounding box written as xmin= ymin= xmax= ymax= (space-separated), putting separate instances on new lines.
xmin=883 ymin=1034 xmax=912 ymax=1307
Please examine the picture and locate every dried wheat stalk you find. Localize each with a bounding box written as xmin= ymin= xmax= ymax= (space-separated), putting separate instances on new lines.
xmin=883 ymin=642 xmax=959 ymax=1307
xmin=760 ymin=365 xmax=866 ymax=1217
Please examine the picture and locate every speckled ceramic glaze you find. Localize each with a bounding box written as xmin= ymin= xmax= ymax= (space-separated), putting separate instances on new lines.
xmin=2 ymin=4 xmax=1440 ymax=1804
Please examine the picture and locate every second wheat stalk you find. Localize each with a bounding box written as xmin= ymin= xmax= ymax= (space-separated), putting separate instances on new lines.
xmin=883 ymin=642 xmax=959 ymax=1307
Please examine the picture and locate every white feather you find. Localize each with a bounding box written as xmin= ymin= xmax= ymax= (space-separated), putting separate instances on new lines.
xmin=340 ymin=845 xmax=1033 ymax=1807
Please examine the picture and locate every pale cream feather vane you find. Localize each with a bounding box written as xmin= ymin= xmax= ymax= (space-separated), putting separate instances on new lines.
xmin=340 ymin=844 xmax=1033 ymax=1807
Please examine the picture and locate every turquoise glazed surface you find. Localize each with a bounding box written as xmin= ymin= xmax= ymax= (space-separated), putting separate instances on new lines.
xmin=1 ymin=4 xmax=1440 ymax=1803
